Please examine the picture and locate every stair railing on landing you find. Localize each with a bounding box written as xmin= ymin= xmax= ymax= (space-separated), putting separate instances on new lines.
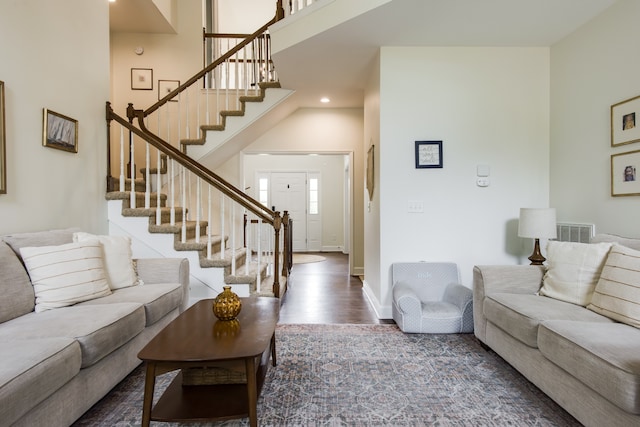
xmin=137 ymin=1 xmax=285 ymax=154
xmin=106 ymin=102 xmax=291 ymax=297
xmin=285 ymin=0 xmax=319 ymax=17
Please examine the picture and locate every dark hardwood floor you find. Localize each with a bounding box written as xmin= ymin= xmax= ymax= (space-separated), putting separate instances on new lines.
xmin=278 ymin=252 xmax=393 ymax=324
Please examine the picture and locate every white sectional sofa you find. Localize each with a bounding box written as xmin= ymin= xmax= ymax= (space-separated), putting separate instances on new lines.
xmin=0 ymin=228 xmax=189 ymax=427
xmin=473 ymin=234 xmax=640 ymax=427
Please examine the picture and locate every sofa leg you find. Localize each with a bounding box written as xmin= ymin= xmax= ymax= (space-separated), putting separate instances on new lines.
xmin=477 ymin=338 xmax=491 ymax=351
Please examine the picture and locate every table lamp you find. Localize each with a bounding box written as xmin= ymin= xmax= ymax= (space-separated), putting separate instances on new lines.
xmin=518 ymin=208 xmax=557 ymax=265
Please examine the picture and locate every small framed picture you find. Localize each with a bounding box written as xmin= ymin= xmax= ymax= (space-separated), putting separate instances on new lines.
xmin=131 ymin=68 xmax=153 ymax=90
xmin=158 ymin=79 xmax=180 ymax=101
xmin=611 ymin=149 xmax=640 ymax=196
xmin=415 ymin=141 xmax=443 ymax=169
xmin=43 ymin=109 xmax=78 ymax=153
xmin=0 ymin=81 xmax=5 ymax=194
xmin=611 ymin=95 xmax=640 ymax=147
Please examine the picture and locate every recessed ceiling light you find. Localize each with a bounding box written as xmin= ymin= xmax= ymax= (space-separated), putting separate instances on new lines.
xmin=320 ymin=97 xmax=330 ymax=103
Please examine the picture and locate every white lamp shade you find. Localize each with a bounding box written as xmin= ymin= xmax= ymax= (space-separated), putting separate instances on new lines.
xmin=518 ymin=208 xmax=557 ymax=239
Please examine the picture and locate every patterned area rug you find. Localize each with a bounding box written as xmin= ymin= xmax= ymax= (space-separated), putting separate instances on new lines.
xmin=292 ymin=253 xmax=325 ymax=264
xmin=73 ymin=324 xmax=580 ymax=426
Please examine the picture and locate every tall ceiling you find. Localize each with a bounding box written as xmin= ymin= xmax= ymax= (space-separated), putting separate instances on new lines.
xmin=109 ymin=0 xmax=175 ymax=34
xmin=110 ymin=0 xmax=619 ymax=107
xmin=271 ymin=0 xmax=618 ymax=108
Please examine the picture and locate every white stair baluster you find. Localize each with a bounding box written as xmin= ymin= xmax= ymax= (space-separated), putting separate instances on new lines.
xmin=220 ymin=194 xmax=225 ymax=259
xmin=207 ymin=186 xmax=212 ymax=259
xmin=119 ymin=126 xmax=125 ymax=192
xmin=129 ymin=132 xmax=136 ymax=209
xmin=195 ymin=178 xmax=201 ymax=243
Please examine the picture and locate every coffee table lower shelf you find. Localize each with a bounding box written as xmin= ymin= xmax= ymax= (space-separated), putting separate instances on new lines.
xmin=151 ymin=362 xmax=269 ymax=423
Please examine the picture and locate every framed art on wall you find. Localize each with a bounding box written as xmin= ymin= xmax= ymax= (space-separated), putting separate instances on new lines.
xmin=43 ymin=109 xmax=78 ymax=153
xmin=158 ymin=80 xmax=180 ymax=101
xmin=0 ymin=80 xmax=5 ymax=194
xmin=611 ymin=149 xmax=640 ymax=196
xmin=611 ymin=94 xmax=640 ymax=147
xmin=415 ymin=140 xmax=443 ymax=169
xmin=131 ymin=68 xmax=153 ymax=90
xmin=366 ymin=144 xmax=374 ymax=200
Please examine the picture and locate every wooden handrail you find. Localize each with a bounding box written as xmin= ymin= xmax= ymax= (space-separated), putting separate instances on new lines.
xmin=108 ymin=102 xmax=276 ymax=225
xmin=145 ymin=0 xmax=285 ymax=117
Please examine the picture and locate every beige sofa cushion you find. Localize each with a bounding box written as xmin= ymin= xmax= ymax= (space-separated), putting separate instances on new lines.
xmin=591 ymin=233 xmax=640 ymax=251
xmin=539 ymin=320 xmax=640 ymax=414
xmin=484 ymin=293 xmax=613 ymax=348
xmin=0 ymin=338 xmax=81 ymax=426
xmin=0 ymin=303 xmax=144 ymax=368
xmin=0 ymin=241 xmax=35 ymax=322
xmin=2 ymin=228 xmax=76 ymax=261
xmin=588 ymin=244 xmax=640 ymax=328
xmin=79 ymin=283 xmax=182 ymax=326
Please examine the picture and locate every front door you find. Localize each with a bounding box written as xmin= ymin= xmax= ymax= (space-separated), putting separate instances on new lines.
xmin=271 ymin=172 xmax=307 ymax=251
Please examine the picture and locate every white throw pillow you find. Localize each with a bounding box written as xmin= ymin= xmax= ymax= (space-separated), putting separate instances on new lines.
xmin=539 ymin=241 xmax=612 ymax=306
xmin=588 ymin=244 xmax=640 ymax=328
xmin=20 ymin=241 xmax=112 ymax=312
xmin=73 ymin=232 xmax=141 ymax=290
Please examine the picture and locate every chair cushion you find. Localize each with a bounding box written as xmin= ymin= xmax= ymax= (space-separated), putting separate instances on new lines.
xmin=79 ymin=283 xmax=182 ymax=326
xmin=588 ymin=244 xmax=640 ymax=328
xmin=20 ymin=240 xmax=112 ymax=312
xmin=0 ymin=338 xmax=81 ymax=426
xmin=420 ymin=301 xmax=462 ymax=333
xmin=0 ymin=241 xmax=35 ymax=322
xmin=0 ymin=303 xmax=144 ymax=368
xmin=539 ymin=320 xmax=640 ymax=414
xmin=484 ymin=293 xmax=613 ymax=348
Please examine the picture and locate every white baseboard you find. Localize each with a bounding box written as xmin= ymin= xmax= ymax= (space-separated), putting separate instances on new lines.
xmin=361 ymin=279 xmax=392 ymax=319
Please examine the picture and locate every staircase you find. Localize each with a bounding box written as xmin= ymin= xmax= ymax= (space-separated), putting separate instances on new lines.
xmin=105 ymin=3 xmax=295 ymax=303
xmin=106 ymin=180 xmax=281 ymax=301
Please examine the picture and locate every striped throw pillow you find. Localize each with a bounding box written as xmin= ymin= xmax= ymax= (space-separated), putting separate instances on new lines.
xmin=20 ymin=240 xmax=112 ymax=312
xmin=588 ymin=244 xmax=640 ymax=328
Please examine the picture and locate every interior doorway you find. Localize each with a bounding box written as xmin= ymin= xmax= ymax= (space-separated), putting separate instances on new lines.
xmin=244 ymin=153 xmax=349 ymax=255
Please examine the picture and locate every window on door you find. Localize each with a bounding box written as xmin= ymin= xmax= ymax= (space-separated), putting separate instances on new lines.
xmin=309 ymin=178 xmax=318 ymax=215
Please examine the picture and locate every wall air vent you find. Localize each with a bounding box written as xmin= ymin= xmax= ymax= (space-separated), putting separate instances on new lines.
xmin=556 ymin=223 xmax=595 ymax=244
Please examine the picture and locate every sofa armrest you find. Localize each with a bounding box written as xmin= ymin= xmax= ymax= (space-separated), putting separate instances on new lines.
xmin=473 ymin=265 xmax=545 ymax=343
xmin=392 ymin=282 xmax=421 ymax=316
xmin=135 ymin=258 xmax=190 ymax=312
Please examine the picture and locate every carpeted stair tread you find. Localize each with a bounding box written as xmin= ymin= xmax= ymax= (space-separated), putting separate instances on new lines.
xmin=149 ymin=220 xmax=208 ymax=234
xmin=220 ymin=109 xmax=244 ymax=117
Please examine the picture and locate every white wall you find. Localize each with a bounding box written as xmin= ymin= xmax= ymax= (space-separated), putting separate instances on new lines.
xmin=243 ymin=153 xmax=346 ymax=250
xmin=363 ymin=51 xmax=382 ymax=311
xmin=0 ymin=0 xmax=110 ymax=235
xmin=216 ymin=0 xmax=275 ymax=33
xmin=110 ymin=0 xmax=202 ymax=119
xmin=551 ymin=0 xmax=640 ymax=237
xmin=368 ymin=47 xmax=551 ymax=318
xmin=241 ymin=107 xmax=365 ymax=273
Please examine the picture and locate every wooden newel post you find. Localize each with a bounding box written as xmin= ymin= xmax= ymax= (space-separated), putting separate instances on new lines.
xmin=105 ymin=102 xmax=115 ymax=192
xmin=272 ymin=211 xmax=282 ymax=298
xmin=282 ymin=211 xmax=290 ymax=276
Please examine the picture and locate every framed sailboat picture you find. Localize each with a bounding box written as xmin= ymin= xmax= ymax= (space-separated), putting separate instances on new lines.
xmin=43 ymin=109 xmax=78 ymax=153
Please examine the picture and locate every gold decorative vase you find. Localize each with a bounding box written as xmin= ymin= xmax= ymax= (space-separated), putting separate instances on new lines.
xmin=212 ymin=286 xmax=242 ymax=321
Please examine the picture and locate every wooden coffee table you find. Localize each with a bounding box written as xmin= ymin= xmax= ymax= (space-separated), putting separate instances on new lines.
xmin=138 ymin=297 xmax=279 ymax=427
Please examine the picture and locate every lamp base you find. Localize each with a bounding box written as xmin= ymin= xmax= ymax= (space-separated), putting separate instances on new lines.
xmin=528 ymin=238 xmax=546 ymax=265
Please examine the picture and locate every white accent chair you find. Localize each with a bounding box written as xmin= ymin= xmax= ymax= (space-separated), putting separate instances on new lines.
xmin=392 ymin=262 xmax=473 ymax=333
